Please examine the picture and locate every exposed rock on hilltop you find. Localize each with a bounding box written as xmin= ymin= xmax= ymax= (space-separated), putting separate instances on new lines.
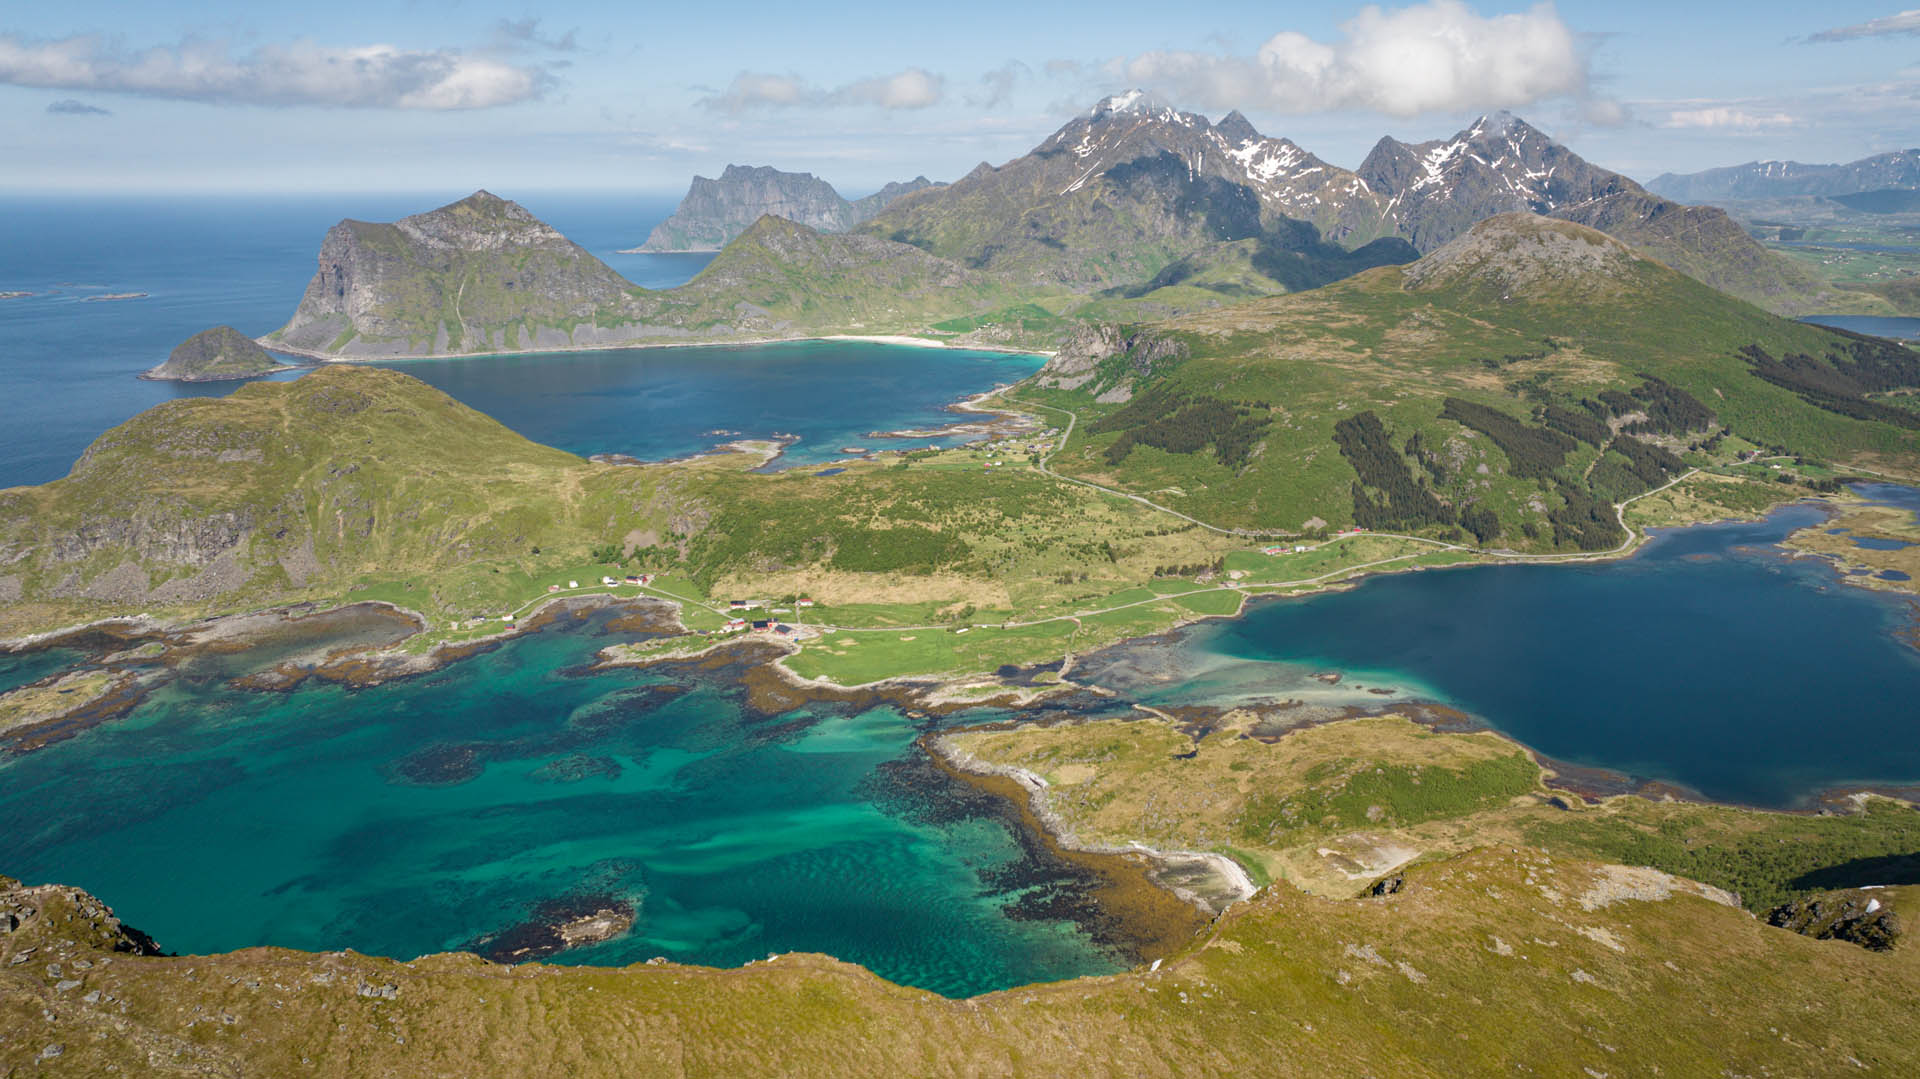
xmin=632 ymin=165 xmax=943 ymax=252
xmin=1400 ymin=214 xmax=1644 ymax=300
xmin=141 ymin=325 xmax=291 ymax=382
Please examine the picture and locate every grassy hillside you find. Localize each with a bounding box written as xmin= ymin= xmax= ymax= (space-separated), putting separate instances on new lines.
xmin=6 ymin=716 xmax=1919 ymax=1075
xmin=948 ymin=713 xmax=1920 ymax=912
xmin=1025 ymin=215 xmax=1920 ymax=541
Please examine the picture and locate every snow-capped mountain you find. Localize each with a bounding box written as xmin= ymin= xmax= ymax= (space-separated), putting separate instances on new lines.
xmin=1357 ymin=112 xmax=1638 ymax=251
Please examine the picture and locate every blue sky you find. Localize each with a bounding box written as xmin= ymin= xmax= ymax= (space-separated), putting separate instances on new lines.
xmin=5 ymin=1 xmax=1920 ymax=195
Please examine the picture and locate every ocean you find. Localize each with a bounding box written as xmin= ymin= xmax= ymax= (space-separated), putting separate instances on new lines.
xmin=0 ymin=193 xmax=1037 ymax=488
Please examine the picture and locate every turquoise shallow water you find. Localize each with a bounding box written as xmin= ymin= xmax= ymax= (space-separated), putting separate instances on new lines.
xmin=0 ymin=608 xmax=1120 ymax=996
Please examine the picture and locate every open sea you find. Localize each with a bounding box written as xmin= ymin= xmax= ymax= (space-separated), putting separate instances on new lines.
xmin=0 ymin=193 xmax=1039 ymax=489
xmin=4 ymin=195 xmax=1920 ymax=994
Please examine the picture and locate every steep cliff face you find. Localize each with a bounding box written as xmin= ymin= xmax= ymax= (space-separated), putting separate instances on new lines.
xmin=142 ymin=325 xmax=289 ymax=382
xmin=265 ymin=191 xmax=1011 ymax=359
xmin=636 ymin=166 xmax=856 ymax=251
xmin=269 ymin=191 xmax=652 ymax=358
xmin=633 ymin=167 xmax=945 ymax=252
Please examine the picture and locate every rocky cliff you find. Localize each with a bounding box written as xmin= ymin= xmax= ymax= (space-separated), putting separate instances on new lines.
xmin=268 ymin=191 xmax=657 ymax=358
xmin=632 ymin=166 xmax=944 ymax=252
xmin=141 ymin=325 xmax=290 ymax=382
xmin=265 ymin=192 xmax=1006 ymax=358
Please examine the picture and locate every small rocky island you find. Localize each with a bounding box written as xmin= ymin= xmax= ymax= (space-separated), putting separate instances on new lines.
xmin=142 ymin=325 xmax=295 ymax=382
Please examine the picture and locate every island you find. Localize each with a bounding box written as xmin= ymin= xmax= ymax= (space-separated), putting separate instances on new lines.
xmin=141 ymin=324 xmax=299 ymax=382
xmin=6 ymin=91 xmax=1920 ymax=1078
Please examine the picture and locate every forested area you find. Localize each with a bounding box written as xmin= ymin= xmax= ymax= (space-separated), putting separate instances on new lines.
xmin=1092 ymin=385 xmax=1273 ymax=469
xmin=1439 ymin=398 xmax=1576 ymax=479
xmin=1741 ymin=343 xmax=1920 ymax=430
xmin=1333 ymin=411 xmax=1454 ymax=531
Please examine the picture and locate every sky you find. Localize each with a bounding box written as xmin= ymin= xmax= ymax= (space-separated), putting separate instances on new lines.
xmin=4 ymin=1 xmax=1920 ymax=196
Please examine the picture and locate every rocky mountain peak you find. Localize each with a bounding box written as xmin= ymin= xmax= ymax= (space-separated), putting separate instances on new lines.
xmin=1401 ymin=212 xmax=1641 ymax=298
xmin=1214 ymin=110 xmax=1262 ymax=145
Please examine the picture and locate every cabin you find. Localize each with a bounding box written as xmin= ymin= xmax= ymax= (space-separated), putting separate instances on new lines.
xmin=547 ymin=584 xmax=561 ymax=593
xmin=796 ymin=597 xmax=815 ymax=608
xmin=568 ymin=580 xmax=580 ymax=588
xmin=751 ymin=619 xmax=773 ymax=632
xmin=600 ymin=576 xmax=615 ymax=586
xmin=1261 ymin=545 xmax=1287 ymax=556
xmin=724 ymin=618 xmax=748 ymax=631
xmin=773 ymin=624 xmax=794 ymax=637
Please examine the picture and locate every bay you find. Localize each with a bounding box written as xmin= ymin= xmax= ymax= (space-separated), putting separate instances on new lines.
xmin=0 ymin=606 xmax=1122 ymax=997
xmin=1117 ymin=496 xmax=1920 ymax=808
xmin=0 ymin=194 xmax=1032 ymax=487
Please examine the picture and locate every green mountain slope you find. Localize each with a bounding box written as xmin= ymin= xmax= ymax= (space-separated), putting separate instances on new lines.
xmin=0 ymin=367 xmax=623 ymax=631
xmin=266 ymin=194 xmax=1017 ymax=358
xmin=1026 ymin=214 xmax=1920 ymax=541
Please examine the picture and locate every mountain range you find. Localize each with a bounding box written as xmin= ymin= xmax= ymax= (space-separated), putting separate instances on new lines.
xmin=267 ymin=93 xmax=1890 ymax=361
xmin=1649 ymin=150 xmax=1920 ymax=203
xmin=629 ymin=165 xmax=941 ymax=252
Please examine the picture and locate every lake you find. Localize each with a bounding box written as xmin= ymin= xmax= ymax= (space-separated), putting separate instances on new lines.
xmin=1799 ymin=314 xmax=1920 ymax=340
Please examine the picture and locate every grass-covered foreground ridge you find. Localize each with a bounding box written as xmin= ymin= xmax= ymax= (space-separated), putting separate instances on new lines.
xmin=5 ymin=712 xmax=1919 ymax=1076
xmin=944 ymin=713 xmax=1920 ymax=914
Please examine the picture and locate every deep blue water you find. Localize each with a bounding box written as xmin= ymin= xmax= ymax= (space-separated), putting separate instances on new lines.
xmin=1144 ymin=501 xmax=1920 ymax=807
xmin=0 ymin=195 xmax=1025 ymax=487
xmin=1799 ymin=314 xmax=1920 ymax=340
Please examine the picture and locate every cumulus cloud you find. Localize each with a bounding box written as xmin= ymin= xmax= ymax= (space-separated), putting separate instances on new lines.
xmin=1663 ymin=106 xmax=1797 ymax=131
xmin=1121 ymin=0 xmax=1601 ymax=117
xmin=1808 ymin=10 xmax=1920 ymax=42
xmin=46 ymin=98 xmax=109 ymax=116
xmin=0 ymin=33 xmax=550 ymax=109
xmin=699 ymin=67 xmax=945 ymax=112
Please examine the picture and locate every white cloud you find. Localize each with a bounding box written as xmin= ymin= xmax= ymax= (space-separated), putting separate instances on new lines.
xmin=0 ymin=33 xmax=550 ymax=110
xmin=1663 ymin=106 xmax=1797 ymax=131
xmin=1808 ymin=10 xmax=1920 ymax=43
xmin=699 ymin=68 xmax=946 ymax=112
xmin=970 ymin=61 xmax=1029 ymax=109
xmin=1122 ymin=0 xmax=1600 ymax=118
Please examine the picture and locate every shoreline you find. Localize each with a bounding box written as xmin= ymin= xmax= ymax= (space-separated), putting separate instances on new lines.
xmin=257 ymin=331 xmax=1054 ymax=366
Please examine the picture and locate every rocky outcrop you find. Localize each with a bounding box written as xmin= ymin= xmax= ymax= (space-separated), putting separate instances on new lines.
xmin=0 ymin=875 xmax=164 ymax=956
xmin=1400 ymin=214 xmax=1644 ymax=300
xmin=632 ymin=167 xmax=945 ymax=253
xmin=142 ymin=326 xmax=290 ymax=382
xmin=1037 ymin=324 xmax=1187 ymax=396
xmin=1766 ymin=889 xmax=1903 ymax=951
